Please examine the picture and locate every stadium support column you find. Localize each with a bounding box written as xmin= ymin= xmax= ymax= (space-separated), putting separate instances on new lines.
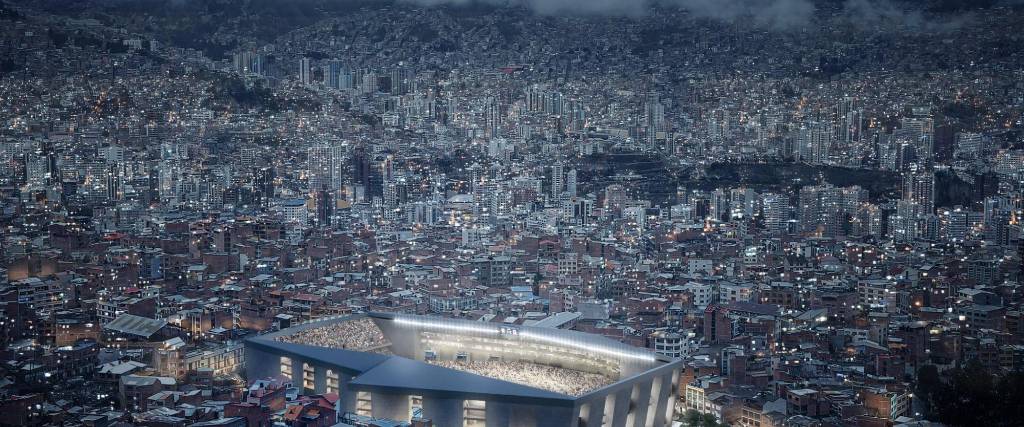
xmin=339 ymin=374 xmax=357 ymax=414
xmin=243 ymin=345 xmax=279 ymax=381
xmin=486 ymin=403 xmax=572 ymax=427
xmin=313 ymin=366 xmax=327 ymax=394
xmin=610 ymin=386 xmax=633 ymax=426
xmin=645 ymin=375 xmax=667 ymax=427
xmin=422 ymin=397 xmax=463 ymax=427
xmin=661 ymin=369 xmax=682 ymax=427
xmin=293 ymin=359 xmax=307 ymax=391
xmin=371 ymin=392 xmax=410 ymax=421
xmin=628 ymin=380 xmax=653 ymax=427
xmin=485 ymin=401 xmax=511 ymax=427
xmin=530 ymin=405 xmax=573 ymax=427
xmin=579 ymin=398 xmax=607 ymax=427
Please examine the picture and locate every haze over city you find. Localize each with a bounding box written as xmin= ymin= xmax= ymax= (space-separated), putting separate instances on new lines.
xmin=0 ymin=1 xmax=1023 ymax=426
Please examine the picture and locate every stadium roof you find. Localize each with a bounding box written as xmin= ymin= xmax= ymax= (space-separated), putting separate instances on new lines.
xmin=247 ymin=339 xmax=389 ymax=375
xmin=248 ymin=312 xmax=678 ymax=403
xmin=248 ymin=328 xmax=575 ymax=405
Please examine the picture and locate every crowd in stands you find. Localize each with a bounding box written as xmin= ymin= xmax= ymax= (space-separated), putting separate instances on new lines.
xmin=275 ymin=318 xmax=389 ymax=351
xmin=429 ymin=359 xmax=614 ymax=396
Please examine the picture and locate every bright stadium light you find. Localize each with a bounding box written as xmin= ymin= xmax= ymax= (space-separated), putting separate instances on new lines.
xmin=393 ymin=317 xmax=499 ymax=335
xmin=391 ymin=316 xmax=656 ymax=363
xmin=517 ymin=331 xmax=656 ymax=362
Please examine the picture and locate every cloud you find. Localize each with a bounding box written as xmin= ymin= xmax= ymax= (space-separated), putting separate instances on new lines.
xmin=839 ymin=0 xmax=976 ymax=32
xmin=396 ymin=0 xmax=648 ymax=16
xmin=396 ymin=0 xmax=818 ymax=27
xmin=392 ymin=0 xmax=997 ymax=31
xmin=523 ymin=0 xmax=648 ymax=16
xmin=663 ymin=0 xmax=816 ymax=29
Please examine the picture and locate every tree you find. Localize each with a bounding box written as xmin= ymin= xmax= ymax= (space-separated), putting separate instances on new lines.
xmin=914 ymin=364 xmax=941 ymax=418
xmin=995 ymin=370 xmax=1024 ymax=425
xmin=918 ymin=361 xmax=1024 ymax=426
xmin=701 ymin=413 xmax=722 ymax=427
xmin=683 ymin=409 xmax=702 ymax=427
xmin=932 ymin=361 xmax=996 ymax=425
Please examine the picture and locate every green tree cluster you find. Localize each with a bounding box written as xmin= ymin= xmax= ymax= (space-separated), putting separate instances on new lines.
xmin=681 ymin=409 xmax=728 ymax=427
xmin=915 ymin=362 xmax=1024 ymax=427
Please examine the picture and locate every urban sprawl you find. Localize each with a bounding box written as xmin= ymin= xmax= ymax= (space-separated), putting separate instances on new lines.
xmin=0 ymin=1 xmax=1023 ymax=426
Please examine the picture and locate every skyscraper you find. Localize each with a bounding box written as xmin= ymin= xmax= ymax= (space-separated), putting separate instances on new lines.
xmin=299 ymin=57 xmax=313 ymax=85
xmin=834 ymin=97 xmax=860 ymax=144
xmin=565 ymin=169 xmax=577 ymax=198
xmin=955 ymin=132 xmax=983 ymax=160
xmin=902 ymin=165 xmax=935 ymax=215
xmin=233 ymin=51 xmax=264 ymax=76
xmin=891 ymin=200 xmax=921 ymax=242
xmin=253 ymin=166 xmax=275 ymax=210
xmin=314 ymin=190 xmax=334 ymax=228
xmin=798 ymin=184 xmax=843 ymax=237
xmin=798 ymin=121 xmax=832 ymax=165
xmin=900 ymin=117 xmax=934 ymax=162
xmin=645 ymin=93 xmax=665 ymax=133
xmin=307 ymin=144 xmax=345 ymax=192
xmin=730 ymin=188 xmax=756 ymax=220
xmin=762 ymin=193 xmax=789 ymax=235
xmin=550 ymin=163 xmax=564 ymax=198
xmin=326 ymin=60 xmax=344 ymax=89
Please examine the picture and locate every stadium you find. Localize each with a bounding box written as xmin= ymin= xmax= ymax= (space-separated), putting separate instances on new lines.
xmin=245 ymin=312 xmax=683 ymax=427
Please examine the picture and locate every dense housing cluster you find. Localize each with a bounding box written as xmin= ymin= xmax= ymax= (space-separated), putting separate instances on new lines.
xmin=2 ymin=0 xmax=1024 ymax=426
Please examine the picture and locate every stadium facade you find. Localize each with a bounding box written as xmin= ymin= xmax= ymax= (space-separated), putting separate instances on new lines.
xmin=245 ymin=312 xmax=683 ymax=427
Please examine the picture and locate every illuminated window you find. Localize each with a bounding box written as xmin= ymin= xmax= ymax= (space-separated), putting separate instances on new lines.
xmin=356 ymin=391 xmax=372 ymax=416
xmin=280 ymin=357 xmax=292 ymax=378
xmin=463 ymin=399 xmax=486 ymax=427
xmin=326 ymin=369 xmax=339 ymax=394
xmin=410 ymin=395 xmax=423 ymax=420
xmin=578 ymin=402 xmax=591 ymax=426
xmin=303 ymin=363 xmax=315 ymax=391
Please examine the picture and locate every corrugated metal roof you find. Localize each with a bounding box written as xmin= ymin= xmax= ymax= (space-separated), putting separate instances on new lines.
xmin=103 ymin=314 xmax=167 ymax=338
